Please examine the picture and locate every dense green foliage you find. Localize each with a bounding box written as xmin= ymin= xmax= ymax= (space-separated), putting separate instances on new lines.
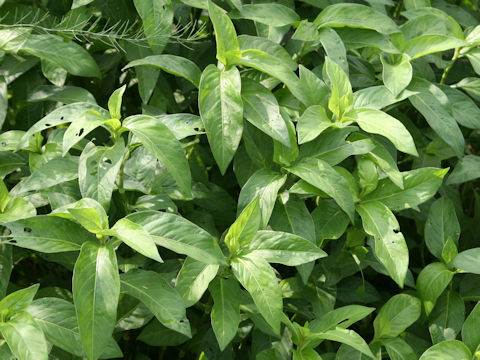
xmin=1 ymin=0 xmax=480 ymax=358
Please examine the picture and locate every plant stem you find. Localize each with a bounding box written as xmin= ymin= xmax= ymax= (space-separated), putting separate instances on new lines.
xmin=440 ymin=48 xmax=460 ymax=84
xmin=117 ymin=148 xmax=130 ymax=215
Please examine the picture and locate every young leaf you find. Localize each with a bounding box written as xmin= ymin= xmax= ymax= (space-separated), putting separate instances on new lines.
xmin=73 ymin=241 xmax=120 ymax=360
xmin=416 ymin=262 xmax=454 ymax=316
xmin=198 ymin=65 xmax=243 ymax=174
xmin=0 ymin=284 xmax=39 ymax=314
xmin=373 ymin=294 xmax=421 ymax=339
xmin=209 ymin=277 xmax=241 ymax=351
xmin=325 ymin=57 xmax=353 ymax=120
xmin=287 ymin=157 xmax=355 ymax=222
xmin=0 ymin=312 xmax=48 ymax=360
xmin=124 ymin=115 xmax=192 ymax=195
xmin=108 ymin=85 xmax=126 ymax=119
xmin=381 ymin=54 xmax=413 ymax=97
xmin=231 ymin=252 xmax=283 ymax=333
xmin=356 ymin=201 xmax=409 ymax=288
xmin=121 ymin=269 xmax=191 ymax=336
xmin=225 ymin=198 xmax=260 ymax=255
xmin=107 ymin=218 xmax=162 ymax=262
xmin=208 ymin=0 xmax=240 ymax=65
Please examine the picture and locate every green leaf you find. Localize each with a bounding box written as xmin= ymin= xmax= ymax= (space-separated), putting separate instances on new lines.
xmin=126 ymin=211 xmax=226 ymax=265
xmin=0 ymin=244 xmax=12 ymax=299
xmin=231 ymin=252 xmax=283 ymax=333
xmin=462 ymin=301 xmax=480 ymax=352
xmin=308 ymin=327 xmax=375 ymax=359
xmin=446 ymin=155 xmax=480 ymax=185
xmin=287 ymin=157 xmax=355 ymax=222
xmin=0 ymin=312 xmax=48 ymax=360
xmin=450 ymin=248 xmax=480 ymax=274
xmin=78 ymin=140 xmax=125 ymax=210
xmin=313 ymin=3 xmax=399 ymax=34
xmin=124 ymin=114 xmax=192 ymax=195
xmin=198 ymin=65 xmax=243 ymax=174
xmin=27 ymin=85 xmax=96 ymax=105
xmin=121 ymin=269 xmax=190 ymax=336
xmin=133 ymin=0 xmax=173 ymax=54
xmin=209 ymin=277 xmax=241 ymax=350
xmin=248 ymin=230 xmax=327 ymax=266
xmin=354 ymin=85 xmax=418 ymax=110
xmin=409 ymin=79 xmax=464 ymax=157
xmin=298 ymin=65 xmax=330 ymax=109
xmin=175 ymin=257 xmax=219 ymax=307
xmin=373 ymin=294 xmax=421 ymax=339
xmin=0 ymin=284 xmax=39 ymax=314
xmin=438 ymin=86 xmax=480 ymax=130
xmin=241 ymin=78 xmax=290 ymax=146
xmin=53 ymin=198 xmax=109 ymax=234
xmin=108 ymin=218 xmax=162 ymax=262
xmin=108 ymin=85 xmax=126 ymax=119
xmin=154 ymin=114 xmax=203 ymax=140
xmin=17 ymin=157 xmax=79 ymax=194
xmin=0 ymin=76 xmax=6 ymax=130
xmin=358 ymin=157 xmax=378 ymax=197
xmin=73 ymin=241 xmax=120 ymax=360
xmin=62 ymin=110 xmax=107 ymax=155
xmin=425 ymin=197 xmax=460 ymax=262
xmin=325 ymin=56 xmax=353 ymax=120
xmin=123 ymin=55 xmax=202 ymax=88
xmin=237 ymin=169 xmax=287 ymax=229
xmin=343 ymin=108 xmax=417 ymax=156
xmin=383 ymin=337 xmax=417 ymax=360
xmin=208 ymin=0 xmax=240 ymax=65
xmin=225 ymin=197 xmax=260 ymax=255
xmin=20 ymin=35 xmax=100 ymax=77
xmin=312 ymin=199 xmax=350 ymax=242
xmin=0 ymin=198 xmax=36 ymax=223
xmin=273 ymin=111 xmax=299 ymax=166
xmin=429 ymin=291 xmax=465 ymax=344
xmin=416 ymin=262 xmax=454 ymax=316
xmin=0 ymin=28 xmax=31 ymax=53
xmin=297 ymin=105 xmax=332 ymax=144
xmin=229 ymin=4 xmax=300 ymax=26
xmin=381 ymin=54 xmax=412 ymax=97
xmin=404 ymin=35 xmax=466 ymax=59
xmin=318 ymin=28 xmax=349 ymax=75
xmin=419 ymin=340 xmax=472 ymax=360
xmin=4 ymin=216 xmax=94 ymax=252
xmin=362 ymin=167 xmax=448 ymax=211
xmin=356 ymin=201 xmax=409 ymax=287
xmin=309 ymin=305 xmax=375 ymax=332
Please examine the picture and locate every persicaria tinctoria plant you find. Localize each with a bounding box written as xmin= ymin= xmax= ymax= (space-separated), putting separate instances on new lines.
xmin=0 ymin=0 xmax=479 ymax=358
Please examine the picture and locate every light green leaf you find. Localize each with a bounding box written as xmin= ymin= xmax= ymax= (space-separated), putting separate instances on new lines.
xmin=353 ymin=85 xmax=418 ymax=110
xmin=358 ymin=157 xmax=378 ymax=197
xmin=208 ymin=0 xmax=240 ymax=65
xmin=0 ymin=284 xmax=39 ymax=314
xmin=297 ymin=105 xmax=332 ymax=144
xmin=325 ymin=56 xmax=353 ymax=120
xmin=4 ymin=215 xmax=93 ymax=253
xmin=0 ymin=312 xmax=48 ymax=360
xmin=133 ymin=0 xmax=173 ymax=54
xmin=73 ymin=241 xmax=120 ymax=360
xmin=405 ymin=35 xmax=466 ymax=60
xmin=319 ymin=28 xmax=348 ymax=75
xmin=381 ymin=54 xmax=412 ymax=97
xmin=52 ymin=198 xmax=109 ymax=234
xmin=198 ymin=65 xmax=243 ymax=175
xmin=123 ymin=55 xmax=202 ymax=88
xmin=416 ymin=262 xmax=454 ymax=316
xmin=225 ymin=197 xmax=260 ymax=255
xmin=231 ymin=252 xmax=283 ymax=333
xmin=362 ymin=167 xmax=448 ymax=211
xmin=78 ymin=140 xmax=125 ymax=210
xmin=237 ymin=169 xmax=287 ymax=229
xmin=0 ymin=198 xmax=36 ymax=223
xmin=229 ymin=4 xmax=299 ymax=26
xmin=108 ymin=218 xmax=162 ymax=262
xmin=154 ymin=114 xmax=203 ymax=140
xmin=126 ymin=211 xmax=225 ymax=265
xmin=309 ymin=305 xmax=375 ymax=332
xmin=298 ymin=65 xmax=330 ymax=109
xmin=409 ymin=79 xmax=464 ymax=157
xmin=446 ymin=155 xmax=480 ymax=185
xmin=450 ymin=248 xmax=480 ymax=275
xmin=27 ymin=85 xmax=96 ymax=105
xmin=121 ymin=269 xmax=190 ymax=336
xmin=124 ymin=114 xmax=191 ymax=195
xmin=287 ymin=157 xmax=355 ymax=222
xmin=63 ymin=110 xmax=107 ymax=155
xmin=419 ymin=340 xmax=471 ymax=360
xmin=209 ymin=277 xmax=241 ymax=350
xmin=373 ymin=294 xmax=421 ymax=339
xmin=0 ymin=28 xmax=32 ymax=53
xmin=108 ymin=85 xmax=126 ymax=119
xmin=462 ymin=301 xmax=480 ymax=352
xmin=383 ymin=337 xmax=417 ymax=360
xmin=425 ymin=197 xmax=460 ymax=262
xmin=241 ymin=77 xmax=290 ymax=146
xmin=20 ymin=34 xmax=100 ymax=77
xmin=248 ymin=230 xmax=327 ymax=266
xmin=343 ymin=108 xmax=417 ymax=156
xmin=313 ymin=3 xmax=399 ymax=34
xmin=356 ymin=201 xmax=409 ymax=287
xmin=175 ymin=257 xmax=219 ymax=307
